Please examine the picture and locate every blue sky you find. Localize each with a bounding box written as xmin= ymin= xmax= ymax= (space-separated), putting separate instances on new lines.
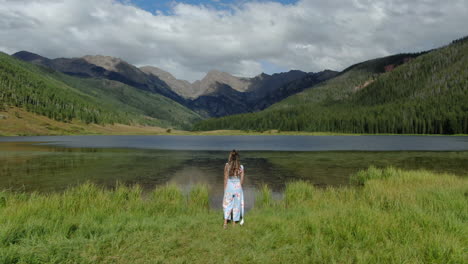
xmin=126 ymin=0 xmax=298 ymax=14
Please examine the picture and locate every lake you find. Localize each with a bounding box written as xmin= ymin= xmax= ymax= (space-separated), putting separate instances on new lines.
xmin=1 ymin=135 xmax=467 ymax=209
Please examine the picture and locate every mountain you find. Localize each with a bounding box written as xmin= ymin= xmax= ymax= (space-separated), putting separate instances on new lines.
xmin=140 ymin=66 xmax=194 ymax=98
xmin=0 ymin=52 xmax=201 ymax=131
xmin=188 ymin=70 xmax=338 ymax=117
xmin=193 ymin=38 xmax=468 ymax=134
xmin=246 ymin=70 xmax=308 ymax=97
xmin=188 ymin=84 xmax=251 ymax=117
xmin=193 ymin=70 xmax=251 ymax=95
xmin=12 ymin=51 xmax=186 ymax=105
xmin=246 ymin=70 xmax=339 ymax=111
xmin=13 ymin=51 xmax=339 ymax=118
xmin=141 ymin=62 xmax=339 ymax=117
xmin=142 ymin=68 xmax=252 ymax=99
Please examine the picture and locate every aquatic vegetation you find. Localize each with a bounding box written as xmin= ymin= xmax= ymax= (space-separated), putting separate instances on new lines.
xmin=350 ymin=165 xmax=399 ymax=185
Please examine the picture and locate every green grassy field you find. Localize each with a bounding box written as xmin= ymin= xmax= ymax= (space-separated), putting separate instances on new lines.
xmin=0 ymin=167 xmax=466 ymax=263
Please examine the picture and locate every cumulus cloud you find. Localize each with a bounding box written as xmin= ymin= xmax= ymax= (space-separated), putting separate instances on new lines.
xmin=0 ymin=0 xmax=467 ymax=82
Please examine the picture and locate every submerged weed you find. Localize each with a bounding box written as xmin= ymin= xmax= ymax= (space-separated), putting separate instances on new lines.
xmin=350 ymin=165 xmax=400 ymax=185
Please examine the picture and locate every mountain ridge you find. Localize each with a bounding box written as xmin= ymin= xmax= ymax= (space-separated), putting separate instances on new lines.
xmin=0 ymin=52 xmax=201 ymax=130
xmin=12 ymin=51 xmax=187 ymax=105
xmin=4 ymin=35 xmax=467 ymax=135
xmin=12 ymin=51 xmax=338 ymax=118
xmin=140 ymin=66 xmax=194 ymax=98
xmin=193 ymin=38 xmax=468 ymax=134
xmin=187 ymin=69 xmax=338 ymax=117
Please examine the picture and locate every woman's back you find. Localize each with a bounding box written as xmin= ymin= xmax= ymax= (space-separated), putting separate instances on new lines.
xmin=226 ymin=163 xmax=244 ymax=178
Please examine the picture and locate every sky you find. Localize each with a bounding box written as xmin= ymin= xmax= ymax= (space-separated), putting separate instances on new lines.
xmin=0 ymin=0 xmax=467 ymax=82
xmin=125 ymin=0 xmax=299 ymax=14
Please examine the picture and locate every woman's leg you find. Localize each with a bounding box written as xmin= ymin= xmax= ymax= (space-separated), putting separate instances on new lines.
xmin=223 ymin=199 xmax=234 ymax=220
xmin=232 ymin=193 xmax=241 ymax=223
xmin=223 ymin=192 xmax=234 ymax=227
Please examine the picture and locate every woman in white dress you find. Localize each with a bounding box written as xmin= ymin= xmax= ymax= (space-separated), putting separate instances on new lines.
xmin=222 ymin=150 xmax=245 ymax=229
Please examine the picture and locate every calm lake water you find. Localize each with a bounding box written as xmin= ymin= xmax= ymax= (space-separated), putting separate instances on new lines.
xmin=1 ymin=135 xmax=467 ymax=209
xmin=1 ymin=135 xmax=468 ymax=151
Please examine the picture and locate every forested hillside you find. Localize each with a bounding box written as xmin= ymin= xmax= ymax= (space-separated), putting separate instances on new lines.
xmin=0 ymin=53 xmax=201 ymax=129
xmin=194 ymin=38 xmax=468 ymax=134
xmin=13 ymin=52 xmax=186 ymax=105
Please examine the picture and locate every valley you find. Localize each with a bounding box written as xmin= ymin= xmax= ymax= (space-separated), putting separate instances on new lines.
xmin=1 ymin=2 xmax=467 ymax=264
xmin=1 ymin=36 xmax=467 ymax=136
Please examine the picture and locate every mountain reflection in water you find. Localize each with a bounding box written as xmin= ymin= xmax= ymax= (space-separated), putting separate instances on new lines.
xmin=1 ymin=141 xmax=467 ymax=209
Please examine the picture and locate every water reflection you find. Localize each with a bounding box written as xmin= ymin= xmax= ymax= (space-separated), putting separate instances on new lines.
xmin=166 ymin=158 xmax=295 ymax=209
xmin=1 ymin=142 xmax=467 ymax=209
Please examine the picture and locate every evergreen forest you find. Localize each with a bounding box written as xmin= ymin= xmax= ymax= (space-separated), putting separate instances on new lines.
xmin=194 ymin=38 xmax=468 ymax=134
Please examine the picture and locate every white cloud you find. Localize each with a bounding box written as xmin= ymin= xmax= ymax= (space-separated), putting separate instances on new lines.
xmin=0 ymin=0 xmax=467 ymax=82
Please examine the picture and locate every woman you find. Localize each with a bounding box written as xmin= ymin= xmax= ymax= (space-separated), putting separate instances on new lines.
xmin=222 ymin=150 xmax=245 ymax=229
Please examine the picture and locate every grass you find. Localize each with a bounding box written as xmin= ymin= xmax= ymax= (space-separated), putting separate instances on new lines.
xmin=0 ymin=107 xmax=169 ymax=136
xmin=350 ymin=166 xmax=400 ymax=185
xmin=0 ymin=168 xmax=467 ymax=263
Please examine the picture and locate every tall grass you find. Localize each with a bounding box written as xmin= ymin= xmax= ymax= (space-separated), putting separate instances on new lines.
xmin=255 ymin=184 xmax=273 ymax=208
xmin=151 ymin=183 xmax=185 ymax=214
xmin=350 ymin=165 xmax=400 ymax=185
xmin=188 ymin=184 xmax=209 ymax=212
xmin=0 ymin=168 xmax=466 ymax=263
xmin=284 ymin=180 xmax=315 ymax=207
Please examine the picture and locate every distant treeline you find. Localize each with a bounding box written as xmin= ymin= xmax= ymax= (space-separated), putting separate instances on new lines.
xmin=194 ymin=98 xmax=467 ymax=134
xmin=194 ymin=37 xmax=468 ymax=134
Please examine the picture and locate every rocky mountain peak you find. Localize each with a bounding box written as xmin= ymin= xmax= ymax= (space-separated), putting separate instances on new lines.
xmin=140 ymin=66 xmax=173 ymax=81
xmin=258 ymin=72 xmax=270 ymax=79
xmin=82 ymin=55 xmax=124 ymax=72
xmin=141 ymin=66 xmax=194 ymax=98
xmin=199 ymin=70 xmax=251 ymax=93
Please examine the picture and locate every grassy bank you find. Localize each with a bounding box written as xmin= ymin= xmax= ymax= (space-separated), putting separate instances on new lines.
xmin=3 ymin=109 xmax=468 ymax=137
xmin=0 ymin=107 xmax=170 ymax=136
xmin=0 ymin=168 xmax=467 ymax=263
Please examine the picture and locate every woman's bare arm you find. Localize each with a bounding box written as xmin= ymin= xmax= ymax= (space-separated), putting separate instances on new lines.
xmin=224 ymin=163 xmax=228 ymax=190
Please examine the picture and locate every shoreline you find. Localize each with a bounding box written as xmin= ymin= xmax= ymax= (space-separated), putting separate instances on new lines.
xmin=1 ymin=130 xmax=468 ymax=137
xmin=2 ymin=109 xmax=467 ymax=137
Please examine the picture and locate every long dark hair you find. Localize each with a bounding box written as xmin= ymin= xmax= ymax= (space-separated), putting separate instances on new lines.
xmin=227 ymin=150 xmax=241 ymax=176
